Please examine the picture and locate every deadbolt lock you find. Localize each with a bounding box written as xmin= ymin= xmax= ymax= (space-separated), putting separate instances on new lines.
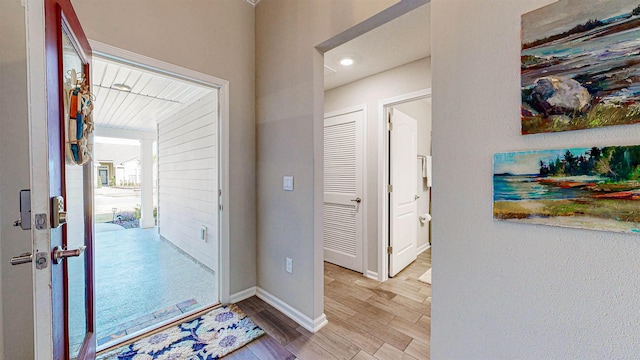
xmin=51 ymin=196 xmax=67 ymax=228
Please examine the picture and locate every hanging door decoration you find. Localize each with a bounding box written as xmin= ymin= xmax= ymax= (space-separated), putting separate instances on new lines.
xmin=64 ymin=69 xmax=94 ymax=165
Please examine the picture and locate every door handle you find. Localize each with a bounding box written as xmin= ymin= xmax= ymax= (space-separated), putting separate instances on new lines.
xmin=415 ymin=195 xmax=420 ymax=200
xmin=351 ymin=197 xmax=362 ymax=203
xmin=10 ymin=253 xmax=32 ymax=266
xmin=52 ymin=246 xmax=86 ymax=264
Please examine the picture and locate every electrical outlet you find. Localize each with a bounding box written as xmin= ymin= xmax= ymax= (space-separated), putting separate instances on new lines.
xmin=286 ymin=257 xmax=293 ymax=273
xmin=200 ymin=226 xmax=207 ymax=242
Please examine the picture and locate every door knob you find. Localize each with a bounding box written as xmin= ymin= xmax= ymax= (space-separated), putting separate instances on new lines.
xmin=10 ymin=253 xmax=32 ymax=266
xmin=351 ymin=197 xmax=362 ymax=203
xmin=52 ymin=246 xmax=86 ymax=264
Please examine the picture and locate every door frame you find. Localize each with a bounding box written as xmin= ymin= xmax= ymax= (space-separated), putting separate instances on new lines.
xmin=91 ymin=42 xmax=229 ymax=350
xmin=88 ymin=40 xmax=231 ymax=305
xmin=26 ymin=0 xmax=55 ymax=356
xmin=377 ymin=89 xmax=431 ymax=281
xmin=323 ymin=104 xmax=367 ymax=275
xmin=26 ymin=2 xmax=231 ymax=354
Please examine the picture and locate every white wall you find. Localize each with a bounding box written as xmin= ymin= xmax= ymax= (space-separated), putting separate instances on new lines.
xmin=324 ymin=58 xmax=431 ymax=274
xmin=432 ymin=0 xmax=640 ymax=358
xmin=158 ymin=93 xmax=218 ymax=271
xmin=256 ymin=0 xmax=403 ymax=325
xmin=0 ymin=0 xmax=34 ymax=358
xmin=72 ymin=0 xmax=257 ymax=296
xmin=395 ymin=97 xmax=431 ymax=252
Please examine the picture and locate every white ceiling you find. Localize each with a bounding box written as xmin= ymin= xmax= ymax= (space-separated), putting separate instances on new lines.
xmin=324 ymin=3 xmax=431 ymax=90
xmin=91 ymin=57 xmax=214 ymax=132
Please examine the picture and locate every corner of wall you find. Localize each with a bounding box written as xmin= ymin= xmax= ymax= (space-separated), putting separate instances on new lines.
xmin=1 ymin=1 xmax=33 ymax=358
xmin=256 ymin=287 xmax=327 ymax=333
xmin=0 ymin=186 xmax=4 ymax=360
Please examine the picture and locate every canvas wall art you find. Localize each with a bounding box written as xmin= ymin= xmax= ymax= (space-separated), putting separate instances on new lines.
xmin=522 ymin=0 xmax=640 ymax=134
xmin=494 ymin=145 xmax=640 ymax=233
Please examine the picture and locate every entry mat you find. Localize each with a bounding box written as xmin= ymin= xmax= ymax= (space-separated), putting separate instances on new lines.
xmin=97 ymin=304 xmax=265 ymax=359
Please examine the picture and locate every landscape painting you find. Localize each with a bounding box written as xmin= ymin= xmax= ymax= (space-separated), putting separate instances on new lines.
xmin=494 ymin=145 xmax=640 ymax=233
xmin=522 ymin=0 xmax=640 ymax=134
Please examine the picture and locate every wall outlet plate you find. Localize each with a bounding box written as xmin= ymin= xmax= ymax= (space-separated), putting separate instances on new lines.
xmin=286 ymin=257 xmax=293 ymax=273
xmin=283 ymin=176 xmax=294 ymax=191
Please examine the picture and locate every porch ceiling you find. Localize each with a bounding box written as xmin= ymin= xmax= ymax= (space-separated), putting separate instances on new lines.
xmin=91 ymin=57 xmax=212 ymax=132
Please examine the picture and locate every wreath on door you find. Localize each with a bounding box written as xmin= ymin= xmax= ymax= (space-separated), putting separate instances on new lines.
xmin=63 ymin=69 xmax=94 ymax=165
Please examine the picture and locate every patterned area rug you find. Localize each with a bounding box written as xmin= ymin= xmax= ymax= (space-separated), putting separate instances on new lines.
xmin=97 ymin=304 xmax=264 ymax=359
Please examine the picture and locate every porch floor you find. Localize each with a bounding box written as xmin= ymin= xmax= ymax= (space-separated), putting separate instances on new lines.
xmin=70 ymin=226 xmax=217 ymax=350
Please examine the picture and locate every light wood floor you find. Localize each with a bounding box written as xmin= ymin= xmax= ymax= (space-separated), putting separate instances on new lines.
xmin=231 ymin=249 xmax=431 ymax=360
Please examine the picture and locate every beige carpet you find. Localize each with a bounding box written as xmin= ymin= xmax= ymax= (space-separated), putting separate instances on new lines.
xmin=418 ymin=268 xmax=431 ymax=284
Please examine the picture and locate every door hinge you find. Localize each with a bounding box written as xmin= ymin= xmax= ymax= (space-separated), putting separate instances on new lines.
xmin=387 ymin=246 xmax=393 ymax=254
xmin=388 ymin=122 xmax=393 ymax=131
xmin=219 ymin=204 xmax=223 ymax=211
xmin=388 ymin=111 xmax=393 ymax=131
xmin=387 ymin=184 xmax=393 ymax=192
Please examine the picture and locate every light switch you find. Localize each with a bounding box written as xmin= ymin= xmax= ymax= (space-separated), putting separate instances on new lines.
xmin=283 ymin=176 xmax=294 ymax=191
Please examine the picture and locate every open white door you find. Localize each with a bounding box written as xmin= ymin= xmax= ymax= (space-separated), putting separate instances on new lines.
xmin=389 ymin=108 xmax=418 ymax=277
xmin=27 ymin=0 xmax=96 ymax=358
xmin=323 ymin=108 xmax=364 ymax=273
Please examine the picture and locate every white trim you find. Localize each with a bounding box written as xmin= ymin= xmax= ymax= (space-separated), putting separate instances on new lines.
xmin=323 ymin=104 xmax=365 ymax=119
xmin=25 ymin=0 xmax=53 ymax=358
xmin=89 ymin=41 xmax=227 ymax=89
xmin=323 ymin=104 xmax=368 ymax=275
xmin=256 ymin=287 xmax=328 ymax=333
xmin=88 ymin=40 xmax=231 ymax=305
xmin=229 ymin=287 xmax=257 ymax=303
xmin=378 ymin=89 xmax=432 ymax=282
xmin=417 ymin=244 xmax=431 ymax=255
xmin=366 ymin=270 xmax=379 ymax=281
xmin=94 ymin=126 xmax=155 ymax=141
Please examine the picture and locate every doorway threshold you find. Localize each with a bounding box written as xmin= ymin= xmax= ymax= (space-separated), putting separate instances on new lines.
xmin=96 ymin=302 xmax=222 ymax=354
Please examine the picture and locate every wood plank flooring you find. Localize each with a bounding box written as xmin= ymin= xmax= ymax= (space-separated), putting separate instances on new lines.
xmin=232 ymin=249 xmax=431 ymax=360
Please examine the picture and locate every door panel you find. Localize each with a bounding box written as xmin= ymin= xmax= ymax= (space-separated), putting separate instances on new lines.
xmin=65 ymin=164 xmax=88 ymax=355
xmin=98 ymin=169 xmax=108 ymax=185
xmin=389 ymin=109 xmax=418 ymax=277
xmin=323 ymin=110 xmax=364 ymax=273
xmin=45 ymin=0 xmax=95 ymax=358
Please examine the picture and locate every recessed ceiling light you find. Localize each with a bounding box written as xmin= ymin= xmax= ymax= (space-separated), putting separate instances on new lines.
xmin=340 ymin=58 xmax=354 ymax=66
xmin=112 ymin=83 xmax=132 ymax=92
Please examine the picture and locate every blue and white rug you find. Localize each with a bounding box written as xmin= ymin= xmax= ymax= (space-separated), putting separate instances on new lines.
xmin=97 ymin=304 xmax=264 ymax=359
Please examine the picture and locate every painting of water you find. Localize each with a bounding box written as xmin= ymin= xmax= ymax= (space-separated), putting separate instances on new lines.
xmin=522 ymin=0 xmax=640 ymax=134
xmin=494 ymin=145 xmax=640 ymax=233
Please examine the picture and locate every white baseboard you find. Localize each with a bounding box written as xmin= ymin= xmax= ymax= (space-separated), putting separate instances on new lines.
xmin=366 ymin=270 xmax=380 ymax=281
xmin=229 ymin=286 xmax=257 ymax=303
xmin=256 ymin=287 xmax=328 ymax=333
xmin=417 ymin=244 xmax=431 ymax=255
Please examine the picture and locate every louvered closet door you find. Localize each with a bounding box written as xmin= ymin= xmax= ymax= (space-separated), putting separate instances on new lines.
xmin=323 ymin=109 xmax=364 ymax=273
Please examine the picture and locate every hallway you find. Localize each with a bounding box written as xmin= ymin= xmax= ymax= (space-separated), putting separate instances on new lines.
xmin=233 ymin=249 xmax=431 ymax=359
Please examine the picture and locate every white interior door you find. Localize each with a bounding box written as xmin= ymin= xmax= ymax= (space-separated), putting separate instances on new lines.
xmin=323 ymin=109 xmax=364 ymax=273
xmin=389 ymin=108 xmax=418 ymax=277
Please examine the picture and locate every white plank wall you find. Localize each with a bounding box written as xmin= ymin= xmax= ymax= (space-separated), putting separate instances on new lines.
xmin=157 ymin=91 xmax=218 ymax=271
